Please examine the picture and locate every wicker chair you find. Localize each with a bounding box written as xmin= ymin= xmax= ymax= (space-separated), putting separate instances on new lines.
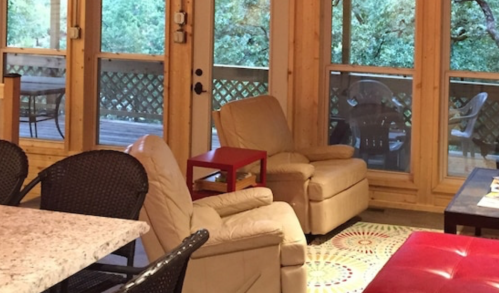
xmin=0 ymin=140 xmax=28 ymax=206
xmin=116 ymin=229 xmax=209 ymax=293
xmin=18 ymin=150 xmax=149 ymax=293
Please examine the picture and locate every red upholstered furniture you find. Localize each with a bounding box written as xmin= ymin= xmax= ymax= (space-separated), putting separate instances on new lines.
xmin=364 ymin=231 xmax=499 ymax=293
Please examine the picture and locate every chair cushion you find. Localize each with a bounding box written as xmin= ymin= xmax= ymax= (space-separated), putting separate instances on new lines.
xmin=223 ymin=201 xmax=306 ymax=266
xmin=217 ymin=95 xmax=295 ymax=157
xmin=308 ymin=158 xmax=367 ymax=201
xmin=364 ymin=231 xmax=499 ymax=293
xmin=127 ymin=135 xmax=194 ymax=254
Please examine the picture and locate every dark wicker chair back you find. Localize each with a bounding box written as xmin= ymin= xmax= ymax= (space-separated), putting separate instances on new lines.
xmin=0 ymin=140 xmax=28 ymax=206
xmin=19 ymin=150 xmax=148 ymax=258
xmin=17 ymin=150 xmax=149 ymax=293
xmin=117 ymin=229 xmax=209 ymax=293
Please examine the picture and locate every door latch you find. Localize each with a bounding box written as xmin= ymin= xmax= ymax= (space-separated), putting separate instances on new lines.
xmin=193 ymin=82 xmax=207 ymax=95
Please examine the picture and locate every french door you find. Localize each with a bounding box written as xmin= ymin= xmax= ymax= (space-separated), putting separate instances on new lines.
xmin=191 ymin=0 xmax=290 ymax=159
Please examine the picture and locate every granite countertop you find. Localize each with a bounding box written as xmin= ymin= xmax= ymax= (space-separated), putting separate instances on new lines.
xmin=0 ymin=205 xmax=149 ymax=293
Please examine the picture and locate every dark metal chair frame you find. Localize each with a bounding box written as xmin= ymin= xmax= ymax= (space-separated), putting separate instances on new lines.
xmin=349 ymin=103 xmax=408 ymax=170
xmin=116 ymin=229 xmax=209 ymax=293
xmin=0 ymin=139 xmax=29 ymax=206
xmin=18 ymin=149 xmax=149 ymax=293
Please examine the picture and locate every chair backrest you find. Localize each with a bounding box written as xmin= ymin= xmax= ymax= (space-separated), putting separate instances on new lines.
xmin=126 ymin=135 xmax=195 ymax=262
xmin=116 ymin=229 xmax=209 ymax=293
xmin=459 ymin=92 xmax=488 ymax=137
xmin=213 ymin=95 xmax=295 ymax=157
xmin=18 ymin=150 xmax=148 ymax=258
xmin=347 ymin=80 xmax=394 ymax=107
xmin=0 ymin=140 xmax=28 ymax=206
xmin=349 ymin=104 xmax=406 ymax=156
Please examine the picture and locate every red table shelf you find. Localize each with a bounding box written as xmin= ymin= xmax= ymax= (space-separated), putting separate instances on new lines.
xmin=187 ymin=147 xmax=267 ymax=200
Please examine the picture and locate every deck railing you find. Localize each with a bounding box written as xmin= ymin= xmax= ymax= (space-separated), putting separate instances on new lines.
xmin=7 ymin=55 xmax=499 ymax=145
xmin=328 ymin=73 xmax=499 ymax=145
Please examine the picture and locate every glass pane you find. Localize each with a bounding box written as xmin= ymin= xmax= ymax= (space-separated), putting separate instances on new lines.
xmin=4 ymin=53 xmax=66 ymax=140
xmin=447 ymin=77 xmax=499 ymax=177
xmin=451 ymin=1 xmax=499 ymax=72
xmin=331 ymin=0 xmax=415 ymax=68
xmin=7 ymin=0 xmax=67 ymax=49
xmin=211 ymin=0 xmax=270 ymax=149
xmin=328 ymin=72 xmax=413 ymax=172
xmin=97 ymin=59 xmax=164 ymax=146
xmin=101 ymin=1 xmax=165 ymax=55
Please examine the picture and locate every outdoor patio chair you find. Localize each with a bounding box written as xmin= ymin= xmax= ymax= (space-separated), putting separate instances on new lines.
xmin=17 ymin=150 xmax=149 ymax=293
xmin=0 ymin=139 xmax=28 ymax=206
xmin=449 ymin=92 xmax=488 ymax=157
xmin=349 ymin=103 xmax=408 ymax=170
xmin=116 ymin=229 xmax=209 ymax=293
xmin=346 ymin=79 xmax=404 ymax=112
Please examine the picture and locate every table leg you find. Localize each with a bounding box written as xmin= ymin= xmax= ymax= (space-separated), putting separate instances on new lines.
xmin=186 ymin=162 xmax=194 ymax=194
xmin=54 ymin=93 xmax=65 ymax=138
xmin=444 ymin=220 xmax=457 ymax=234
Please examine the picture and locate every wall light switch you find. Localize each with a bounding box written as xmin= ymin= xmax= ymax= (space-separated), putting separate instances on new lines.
xmin=174 ymin=30 xmax=186 ymax=44
xmin=174 ymin=11 xmax=187 ymax=25
xmin=68 ymin=27 xmax=81 ymax=39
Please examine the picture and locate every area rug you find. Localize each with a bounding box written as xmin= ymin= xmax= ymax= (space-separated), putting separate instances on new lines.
xmin=306 ymin=222 xmax=438 ymax=293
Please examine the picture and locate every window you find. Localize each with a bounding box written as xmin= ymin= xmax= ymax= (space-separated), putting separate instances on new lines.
xmin=446 ymin=1 xmax=499 ymax=176
xmin=5 ymin=0 xmax=67 ymax=141
xmin=327 ymin=0 xmax=415 ymax=172
xmin=97 ymin=0 xmax=165 ymax=146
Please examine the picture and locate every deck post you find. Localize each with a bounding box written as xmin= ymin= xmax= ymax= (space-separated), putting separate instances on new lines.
xmin=1 ymin=73 xmax=21 ymax=144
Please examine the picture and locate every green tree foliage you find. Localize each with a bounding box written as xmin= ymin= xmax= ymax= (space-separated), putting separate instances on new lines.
xmin=7 ymin=0 xmax=63 ymax=48
xmin=332 ymin=0 xmax=415 ymax=68
xmin=101 ymin=0 xmax=165 ymax=55
xmin=451 ymin=0 xmax=499 ymax=72
xmin=214 ymin=0 xmax=270 ymax=67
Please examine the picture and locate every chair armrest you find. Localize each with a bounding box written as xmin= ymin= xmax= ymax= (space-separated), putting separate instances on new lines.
xmin=193 ymin=187 xmax=273 ymax=217
xmin=265 ymin=163 xmax=315 ymax=181
xmin=297 ymin=145 xmax=354 ymax=161
xmin=191 ymin=220 xmax=283 ymax=259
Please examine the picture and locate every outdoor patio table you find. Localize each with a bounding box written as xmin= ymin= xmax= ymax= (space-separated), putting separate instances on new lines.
xmin=20 ymin=76 xmax=66 ymax=139
xmin=0 ymin=205 xmax=149 ymax=293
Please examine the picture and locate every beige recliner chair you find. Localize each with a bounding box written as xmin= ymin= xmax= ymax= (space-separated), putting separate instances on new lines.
xmin=213 ymin=95 xmax=369 ymax=235
xmin=126 ymin=135 xmax=306 ymax=293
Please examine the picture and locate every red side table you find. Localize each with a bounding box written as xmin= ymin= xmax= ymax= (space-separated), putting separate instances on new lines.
xmin=187 ymin=147 xmax=267 ymax=200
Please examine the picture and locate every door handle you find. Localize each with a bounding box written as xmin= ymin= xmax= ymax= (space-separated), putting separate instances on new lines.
xmin=193 ymin=82 xmax=207 ymax=95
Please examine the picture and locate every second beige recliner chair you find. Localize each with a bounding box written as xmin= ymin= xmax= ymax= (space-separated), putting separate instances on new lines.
xmin=213 ymin=95 xmax=369 ymax=235
xmin=126 ymin=135 xmax=306 ymax=293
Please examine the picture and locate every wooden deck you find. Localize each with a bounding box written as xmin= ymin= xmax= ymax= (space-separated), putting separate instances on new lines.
xmin=19 ymin=115 xmax=221 ymax=148
xmin=18 ymin=116 xmax=495 ymax=177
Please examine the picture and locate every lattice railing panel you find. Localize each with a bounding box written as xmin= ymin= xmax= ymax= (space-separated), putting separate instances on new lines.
xmin=99 ymin=72 xmax=164 ymax=122
xmin=212 ymin=79 xmax=268 ymax=110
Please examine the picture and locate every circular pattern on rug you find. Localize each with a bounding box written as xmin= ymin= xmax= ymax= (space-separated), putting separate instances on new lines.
xmin=327 ymin=223 xmax=420 ymax=256
xmin=306 ymin=222 xmax=438 ymax=293
xmin=306 ymin=251 xmax=370 ymax=293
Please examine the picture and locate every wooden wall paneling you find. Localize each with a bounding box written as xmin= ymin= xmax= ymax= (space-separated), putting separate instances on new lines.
xmin=369 ymin=189 xmax=443 ymax=213
xmin=291 ymin=0 xmax=321 ymax=148
xmin=67 ymin=0 xmax=100 ymax=152
xmin=167 ymin=0 xmax=193 ymax=175
xmin=417 ymin=0 xmax=444 ymax=207
xmin=1 ymin=74 xmax=20 ymax=143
